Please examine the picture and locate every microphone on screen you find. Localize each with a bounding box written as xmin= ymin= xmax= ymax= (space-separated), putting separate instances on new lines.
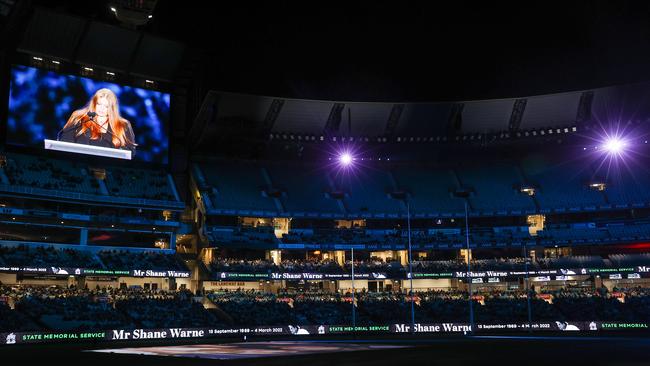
xmin=57 ymin=111 xmax=97 ymax=141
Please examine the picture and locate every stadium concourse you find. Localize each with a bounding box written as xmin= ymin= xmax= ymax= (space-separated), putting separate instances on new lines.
xmin=4 ymin=2 xmax=650 ymax=366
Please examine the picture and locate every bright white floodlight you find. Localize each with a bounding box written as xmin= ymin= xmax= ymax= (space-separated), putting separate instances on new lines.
xmin=603 ymin=138 xmax=626 ymax=155
xmin=339 ymin=152 xmax=353 ymax=166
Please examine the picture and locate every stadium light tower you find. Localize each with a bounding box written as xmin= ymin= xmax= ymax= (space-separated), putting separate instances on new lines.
xmin=463 ymin=199 xmax=474 ymax=335
xmin=351 ymin=247 xmax=356 ymax=333
xmin=406 ymin=200 xmax=415 ymax=334
xmin=524 ymin=242 xmax=533 ymax=333
xmin=453 ymin=189 xmax=474 ymax=334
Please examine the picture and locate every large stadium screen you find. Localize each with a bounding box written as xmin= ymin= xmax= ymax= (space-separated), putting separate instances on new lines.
xmin=7 ymin=64 xmax=170 ymax=164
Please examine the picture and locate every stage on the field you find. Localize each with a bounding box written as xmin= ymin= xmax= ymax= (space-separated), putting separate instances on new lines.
xmin=89 ymin=341 xmax=409 ymax=360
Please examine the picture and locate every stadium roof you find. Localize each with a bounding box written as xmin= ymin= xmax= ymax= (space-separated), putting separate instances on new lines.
xmin=194 ymin=81 xmax=650 ymax=139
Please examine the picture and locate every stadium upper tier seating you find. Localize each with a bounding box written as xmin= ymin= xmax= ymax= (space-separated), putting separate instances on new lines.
xmin=456 ymin=163 xmax=536 ymax=213
xmin=0 ymin=153 xmax=178 ymax=203
xmin=104 ymin=166 xmax=176 ymax=201
xmin=521 ymin=159 xmax=607 ymax=210
xmin=194 ymin=156 xmax=650 ymax=217
xmin=199 ymin=160 xmax=277 ymax=213
xmin=2 ymin=153 xmax=100 ymax=194
xmin=601 ymin=169 xmax=650 ymax=207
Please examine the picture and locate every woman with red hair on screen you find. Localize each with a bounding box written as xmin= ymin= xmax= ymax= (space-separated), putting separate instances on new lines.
xmin=59 ymin=88 xmax=136 ymax=155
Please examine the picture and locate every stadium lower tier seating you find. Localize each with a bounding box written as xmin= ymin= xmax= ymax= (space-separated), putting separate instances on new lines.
xmin=2 ymin=244 xmax=648 ymax=278
xmin=208 ymin=253 xmax=650 ymax=277
xmin=98 ymin=250 xmax=189 ymax=271
xmin=2 ymin=286 xmax=650 ymax=332
xmin=0 ymin=245 xmax=103 ymax=268
xmin=0 ymin=245 xmax=190 ymax=272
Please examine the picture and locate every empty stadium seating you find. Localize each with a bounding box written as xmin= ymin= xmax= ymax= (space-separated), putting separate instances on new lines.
xmin=0 ymin=153 xmax=180 ymax=204
xmin=3 ymin=153 xmax=100 ymax=194
xmin=336 ymin=169 xmax=404 ymax=215
xmin=104 ymin=166 xmax=176 ymax=201
xmin=198 ymin=161 xmax=277 ymax=213
xmin=604 ymin=169 xmax=650 ymax=207
xmin=196 ymin=157 xmax=650 ymax=217
xmin=209 ymin=226 xmax=279 ymax=246
xmin=457 ymin=163 xmax=535 ymax=213
xmin=391 ymin=166 xmax=466 ymax=214
xmin=266 ymin=162 xmax=341 ymax=214
xmin=521 ymin=158 xmax=606 ymax=210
